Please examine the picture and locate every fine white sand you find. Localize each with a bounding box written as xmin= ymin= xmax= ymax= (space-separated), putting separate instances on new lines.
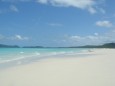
xmin=0 ymin=49 xmax=115 ymax=86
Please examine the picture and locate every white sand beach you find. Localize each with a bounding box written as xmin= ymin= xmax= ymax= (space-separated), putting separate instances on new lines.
xmin=0 ymin=49 xmax=115 ymax=86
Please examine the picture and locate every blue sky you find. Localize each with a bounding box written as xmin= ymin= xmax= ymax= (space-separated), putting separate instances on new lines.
xmin=0 ymin=0 xmax=115 ymax=47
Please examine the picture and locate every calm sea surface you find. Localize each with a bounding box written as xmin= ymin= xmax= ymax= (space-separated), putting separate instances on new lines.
xmin=0 ymin=48 xmax=91 ymax=69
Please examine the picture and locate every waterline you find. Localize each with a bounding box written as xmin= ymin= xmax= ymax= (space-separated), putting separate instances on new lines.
xmin=0 ymin=48 xmax=92 ymax=69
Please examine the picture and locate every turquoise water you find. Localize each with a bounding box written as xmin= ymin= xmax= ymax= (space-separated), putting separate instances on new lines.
xmin=0 ymin=48 xmax=90 ymax=69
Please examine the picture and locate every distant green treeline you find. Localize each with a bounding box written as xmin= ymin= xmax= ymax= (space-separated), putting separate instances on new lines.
xmin=72 ymin=43 xmax=115 ymax=48
xmin=0 ymin=43 xmax=115 ymax=48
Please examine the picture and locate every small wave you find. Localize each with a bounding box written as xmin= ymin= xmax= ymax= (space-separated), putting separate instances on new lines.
xmin=20 ymin=52 xmax=24 ymax=54
xmin=35 ymin=52 xmax=40 ymax=55
xmin=0 ymin=60 xmax=10 ymax=64
xmin=44 ymin=51 xmax=71 ymax=57
xmin=0 ymin=49 xmax=87 ymax=64
xmin=46 ymin=52 xmax=66 ymax=56
xmin=0 ymin=56 xmax=25 ymax=64
xmin=0 ymin=53 xmax=42 ymax=64
xmin=59 ymin=52 xmax=66 ymax=54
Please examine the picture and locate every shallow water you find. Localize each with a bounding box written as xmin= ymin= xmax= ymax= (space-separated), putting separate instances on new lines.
xmin=0 ymin=48 xmax=91 ymax=69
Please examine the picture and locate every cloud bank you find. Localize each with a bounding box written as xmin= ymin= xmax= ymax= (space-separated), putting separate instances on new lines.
xmin=1 ymin=0 xmax=105 ymax=14
xmin=96 ymin=20 xmax=113 ymax=28
xmin=37 ymin=0 xmax=100 ymax=14
xmin=58 ymin=30 xmax=115 ymax=46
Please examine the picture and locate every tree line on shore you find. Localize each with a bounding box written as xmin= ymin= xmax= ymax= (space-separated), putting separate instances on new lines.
xmin=0 ymin=43 xmax=115 ymax=48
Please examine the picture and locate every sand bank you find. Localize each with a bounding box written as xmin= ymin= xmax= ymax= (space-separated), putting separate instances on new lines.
xmin=0 ymin=49 xmax=115 ymax=86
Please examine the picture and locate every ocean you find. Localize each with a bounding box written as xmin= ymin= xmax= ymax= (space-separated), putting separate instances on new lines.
xmin=0 ymin=48 xmax=90 ymax=69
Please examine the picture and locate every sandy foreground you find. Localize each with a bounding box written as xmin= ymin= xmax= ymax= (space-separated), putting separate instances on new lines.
xmin=0 ymin=49 xmax=115 ymax=86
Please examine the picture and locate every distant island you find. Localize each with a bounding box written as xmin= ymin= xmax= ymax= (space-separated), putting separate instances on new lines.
xmin=23 ymin=46 xmax=44 ymax=48
xmin=0 ymin=44 xmax=19 ymax=48
xmin=71 ymin=43 xmax=115 ymax=48
xmin=0 ymin=43 xmax=115 ymax=48
xmin=0 ymin=44 xmax=44 ymax=48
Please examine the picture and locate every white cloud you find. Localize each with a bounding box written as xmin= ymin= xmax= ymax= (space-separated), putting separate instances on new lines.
xmin=36 ymin=0 xmax=105 ymax=14
xmin=70 ymin=36 xmax=84 ymax=41
xmin=88 ymin=7 xmax=97 ymax=14
xmin=96 ymin=20 xmax=113 ymax=28
xmin=10 ymin=5 xmax=19 ymax=12
xmin=48 ymin=23 xmax=62 ymax=27
xmin=1 ymin=0 xmax=105 ymax=14
xmin=70 ymin=35 xmax=100 ymax=42
xmin=94 ymin=33 xmax=99 ymax=36
xmin=37 ymin=0 xmax=48 ymax=4
xmin=12 ymin=35 xmax=29 ymax=40
xmin=60 ymin=30 xmax=115 ymax=46
xmin=15 ymin=35 xmax=23 ymax=40
xmin=86 ymin=35 xmax=98 ymax=40
xmin=0 ymin=34 xmax=29 ymax=41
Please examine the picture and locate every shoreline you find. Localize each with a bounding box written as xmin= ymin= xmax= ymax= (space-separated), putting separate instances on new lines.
xmin=0 ymin=49 xmax=115 ymax=86
xmin=0 ymin=48 xmax=95 ymax=70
